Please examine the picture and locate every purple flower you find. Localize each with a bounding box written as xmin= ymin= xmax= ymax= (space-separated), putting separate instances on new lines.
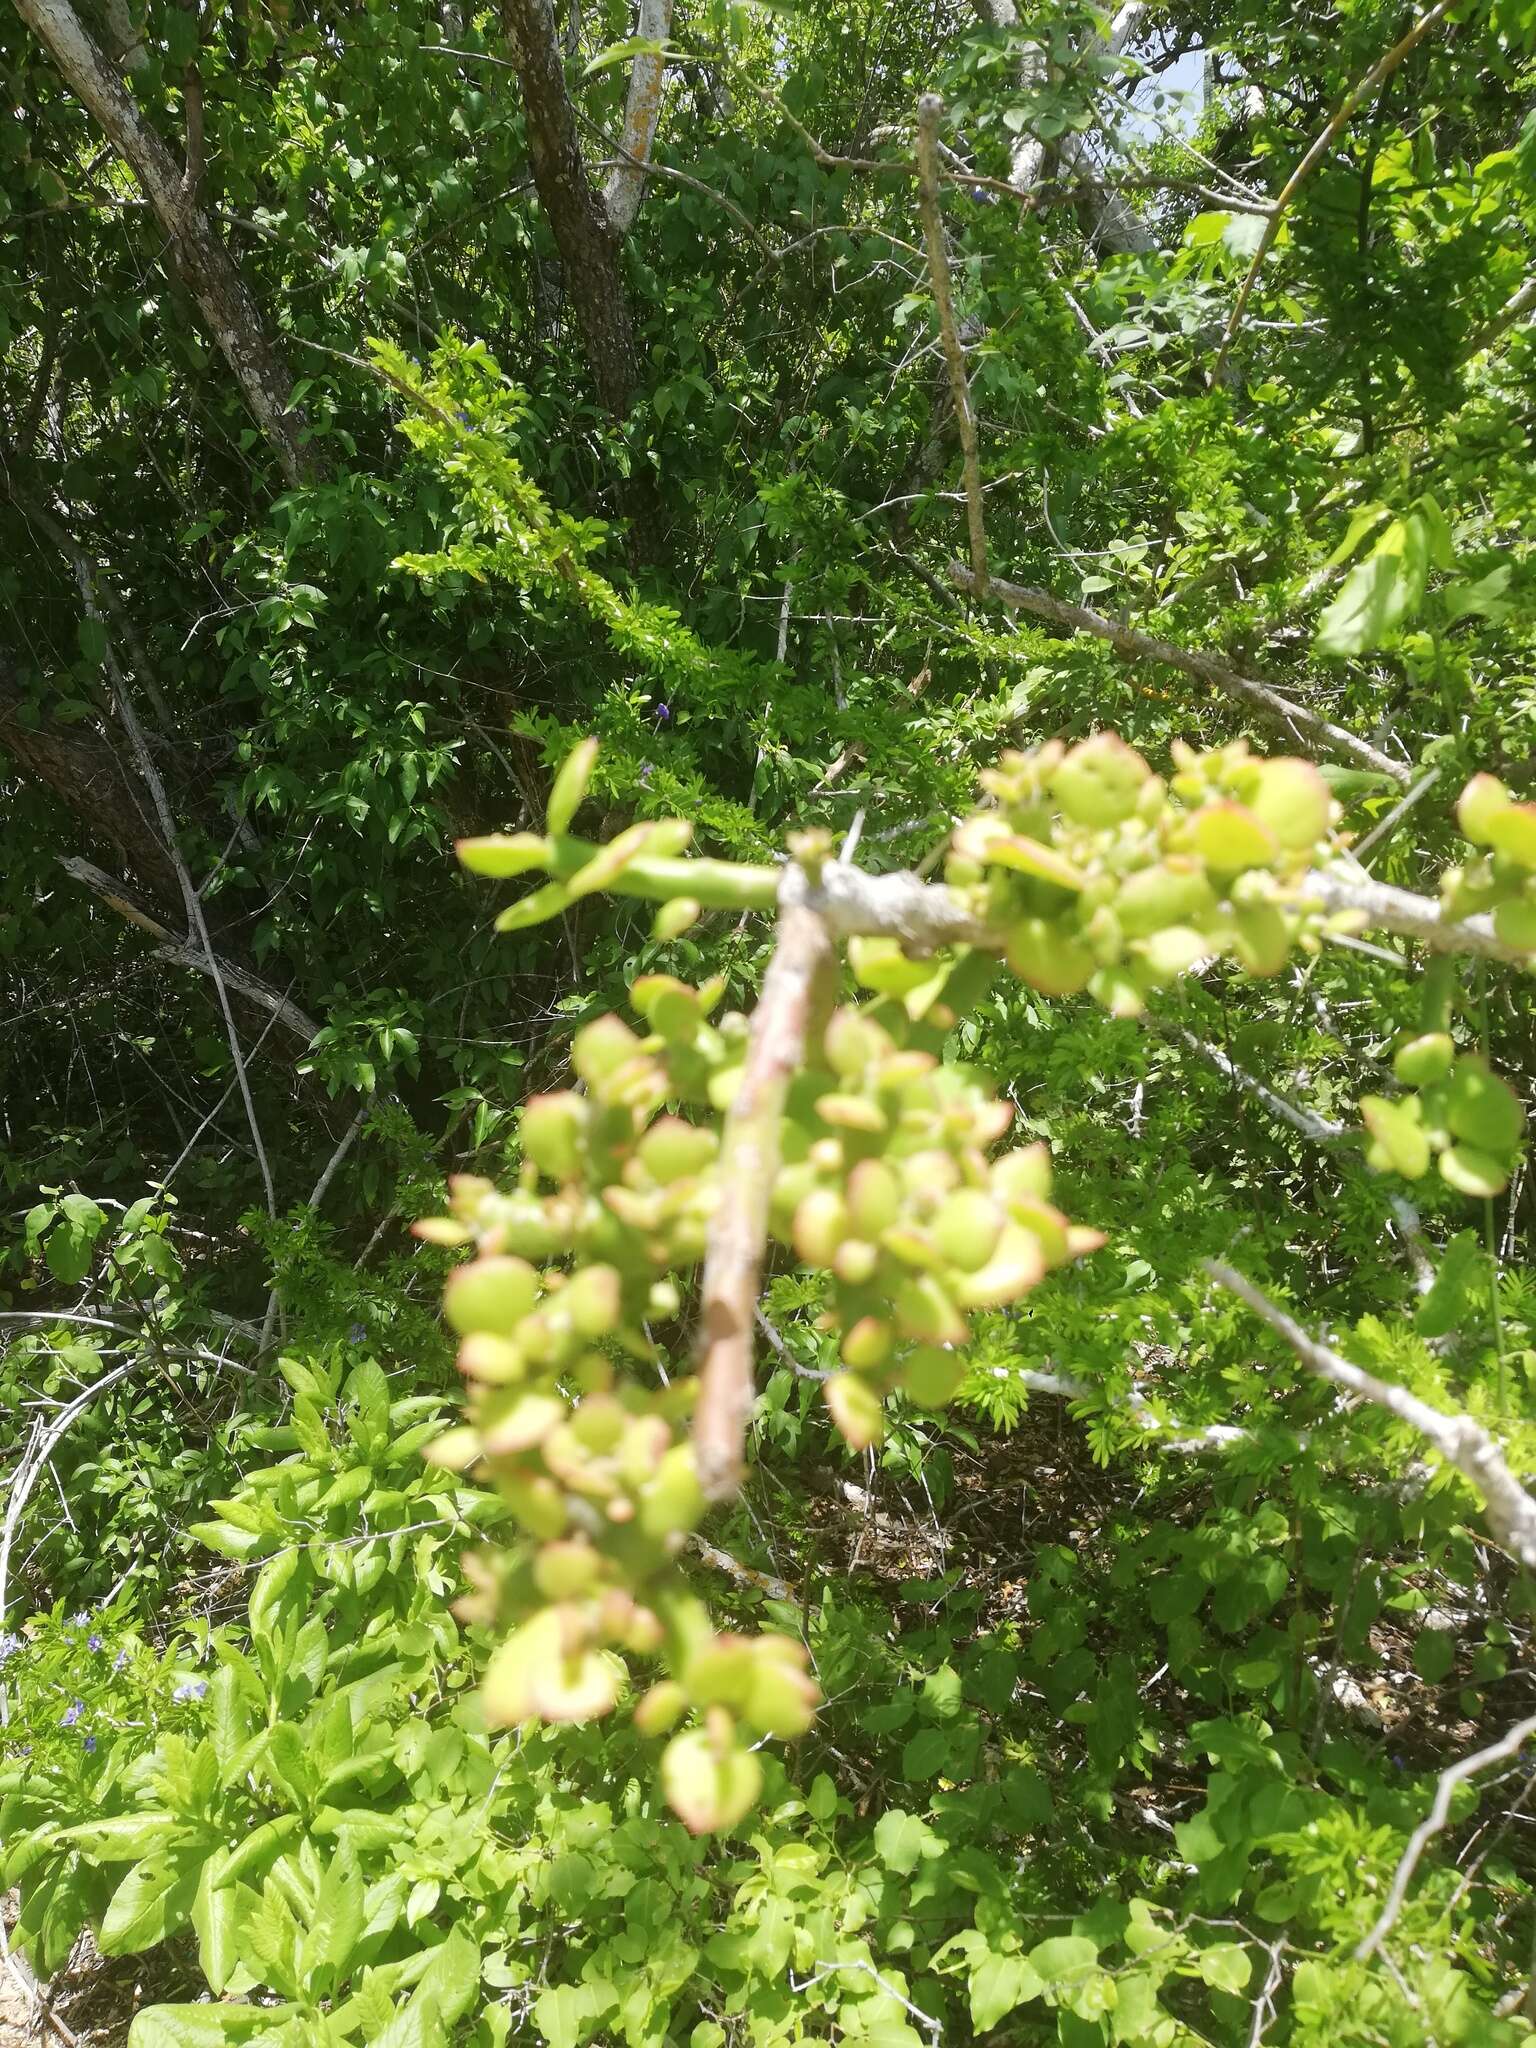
xmin=88 ymin=1633 xmax=103 ymax=1653
xmin=83 ymin=1735 xmax=97 ymax=1754
xmin=171 ymin=1679 xmax=207 ymax=1704
xmin=0 ymin=1632 xmax=20 ymax=1666
xmin=60 ymin=1700 xmax=84 ymax=1728
xmin=347 ymin=1322 xmax=367 ymax=1344
xmin=638 ymin=764 xmax=653 ymax=785
xmin=655 ymin=703 xmax=670 ymax=722
xmin=112 ymin=1648 xmax=129 ymax=1673
xmin=70 ymin=1612 xmax=89 ymax=1630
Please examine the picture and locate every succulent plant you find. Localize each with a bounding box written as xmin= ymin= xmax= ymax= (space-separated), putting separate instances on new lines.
xmin=429 ymin=739 xmax=1534 ymax=1834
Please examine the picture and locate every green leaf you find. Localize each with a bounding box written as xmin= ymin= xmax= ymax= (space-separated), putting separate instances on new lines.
xmin=1196 ymin=1942 xmax=1252 ymax=1994
xmin=900 ymin=1727 xmax=952 ymax=1779
xmin=1414 ymin=1627 xmax=1457 ymax=1683
xmin=128 ymin=2006 xmax=298 ymax=2047
xmin=969 ymin=1953 xmax=1043 ymax=2030
xmin=533 ymin=1981 xmax=617 ymax=2048
xmin=191 ymin=1855 xmax=239 ymax=1997
xmin=215 ymin=1814 xmax=302 ymax=1890
xmin=873 ymin=1808 xmax=941 ymax=1874
xmin=1028 ymin=1935 xmax=1098 ymax=1986
xmin=415 ymin=1930 xmax=481 ymax=2027
xmin=1415 ymin=1229 xmax=1482 ymax=1339
xmin=100 ymin=1855 xmax=201 ymax=1956
xmin=546 ymin=737 xmax=599 ymax=836
xmin=55 ymin=1814 xmax=181 ymax=1862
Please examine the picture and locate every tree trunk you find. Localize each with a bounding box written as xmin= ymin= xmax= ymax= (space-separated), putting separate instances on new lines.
xmin=0 ymin=651 xmax=184 ymax=906
xmin=502 ymin=0 xmax=639 ymax=416
xmin=12 ymin=0 xmax=319 ymax=486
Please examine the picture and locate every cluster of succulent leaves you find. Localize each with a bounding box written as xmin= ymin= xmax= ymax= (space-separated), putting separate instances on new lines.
xmin=8 ymin=0 xmax=1536 ymax=2039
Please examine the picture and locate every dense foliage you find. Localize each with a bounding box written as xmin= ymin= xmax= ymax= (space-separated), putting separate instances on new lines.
xmin=5 ymin=0 xmax=1536 ymax=2041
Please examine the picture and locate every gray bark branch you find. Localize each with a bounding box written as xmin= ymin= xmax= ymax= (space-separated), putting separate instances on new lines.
xmin=12 ymin=0 xmax=316 ymax=485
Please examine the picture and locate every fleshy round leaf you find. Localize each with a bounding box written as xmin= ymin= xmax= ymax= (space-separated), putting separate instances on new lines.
xmin=547 ymin=737 xmax=599 ymax=836
xmin=825 ymin=1371 xmax=885 ymax=1449
xmin=456 ymin=833 xmax=551 ymax=878
xmin=661 ymin=1730 xmax=763 ymax=1834
xmin=1189 ymin=801 xmax=1278 ymax=873
xmin=1361 ymin=1095 xmax=1431 ymax=1180
xmin=1248 ymin=758 xmax=1332 ymax=851
xmin=495 ymin=880 xmax=576 ymax=932
xmin=1439 ymin=1144 xmax=1510 ymax=1197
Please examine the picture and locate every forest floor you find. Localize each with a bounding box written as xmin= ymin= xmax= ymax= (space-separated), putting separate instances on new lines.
xmin=1 ymin=1899 xmax=195 ymax=2048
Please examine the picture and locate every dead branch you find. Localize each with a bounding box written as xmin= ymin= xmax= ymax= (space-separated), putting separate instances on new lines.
xmin=59 ymin=856 xmax=320 ymax=1045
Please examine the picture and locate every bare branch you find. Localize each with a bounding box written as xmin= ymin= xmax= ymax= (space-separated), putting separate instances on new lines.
xmin=694 ymin=887 xmax=835 ymax=1499
xmin=689 ymin=1535 xmax=796 ymax=1604
xmin=1207 ymin=1260 xmax=1536 ymax=1573
xmin=796 ymin=857 xmax=993 ymax=950
xmin=308 ymin=1101 xmax=370 ymax=1209
xmin=1306 ymin=865 xmax=1534 ymax=968
xmin=1464 ymin=272 xmax=1536 ymax=360
xmin=14 ymin=0 xmax=316 ymax=483
xmin=502 ymin=0 xmax=638 ymax=414
xmin=60 ymin=856 xmax=320 ymax=1045
xmin=1167 ymin=1024 xmax=1349 ymax=1142
xmin=915 ymin=95 xmax=988 ymax=588
xmin=1357 ymin=1709 xmax=1536 ymax=1960
xmin=950 ymin=562 xmax=1412 ymax=785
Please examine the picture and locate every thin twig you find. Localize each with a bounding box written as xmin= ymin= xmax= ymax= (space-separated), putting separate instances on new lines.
xmin=1207 ymin=1260 xmax=1536 ymax=1572
xmin=1464 ymin=272 xmax=1536 ymax=360
xmin=308 ymin=1101 xmax=369 ymax=1210
xmin=1350 ymin=767 xmax=1443 ymax=866
xmin=1209 ymin=0 xmax=1457 ymax=384
xmin=1357 ymin=1710 xmax=1536 ymax=1960
xmin=689 ymin=1535 xmax=796 ymax=1603
xmin=1168 ymin=1024 xmax=1348 ymax=1142
xmin=1307 ymin=865 xmax=1534 ymax=967
xmin=915 ymin=95 xmax=987 ymax=588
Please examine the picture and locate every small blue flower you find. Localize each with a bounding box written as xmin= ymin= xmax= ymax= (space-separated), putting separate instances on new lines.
xmin=88 ymin=1633 xmax=103 ymax=1653
xmin=70 ymin=1612 xmax=89 ymax=1630
xmin=83 ymin=1735 xmax=97 ymax=1754
xmin=654 ymin=703 xmax=671 ymax=723
xmin=60 ymin=1700 xmax=84 ymax=1728
xmin=347 ymin=1321 xmax=367 ymax=1344
xmin=171 ymin=1679 xmax=208 ymax=1705
xmin=0 ymin=1632 xmax=21 ymax=1666
xmin=112 ymin=1648 xmax=129 ymax=1673
xmin=638 ymin=764 xmax=653 ymax=785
